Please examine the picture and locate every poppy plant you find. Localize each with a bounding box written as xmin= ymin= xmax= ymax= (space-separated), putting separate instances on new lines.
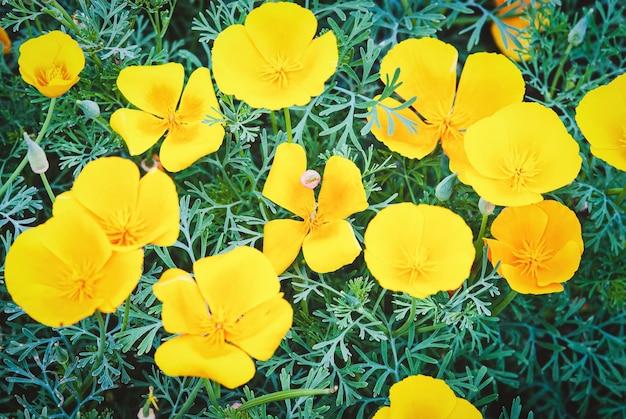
xmin=110 ymin=63 xmax=225 ymax=172
xmin=211 ymin=1 xmax=338 ymax=110
xmin=18 ymin=30 xmax=85 ymax=98
xmin=369 ymin=37 xmax=524 ymax=182
xmin=53 ymin=157 xmax=179 ymax=251
xmin=575 ymin=72 xmax=626 ymax=171
xmin=373 ymin=374 xmax=482 ymax=418
xmin=484 ymin=200 xmax=584 ymax=295
xmin=4 ymin=209 xmax=143 ymax=327
xmin=153 ymin=246 xmax=293 ymax=389
xmin=262 ymin=143 xmax=368 ymax=274
xmin=363 ymin=203 xmax=475 ymax=299
xmin=463 ymin=102 xmax=582 ymax=207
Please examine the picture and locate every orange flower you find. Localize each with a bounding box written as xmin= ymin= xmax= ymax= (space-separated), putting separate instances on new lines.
xmin=370 ymin=37 xmax=524 ymax=182
xmin=490 ymin=0 xmax=546 ymax=62
xmin=0 ymin=26 xmax=11 ymax=54
xmin=485 ymin=200 xmax=584 ymax=294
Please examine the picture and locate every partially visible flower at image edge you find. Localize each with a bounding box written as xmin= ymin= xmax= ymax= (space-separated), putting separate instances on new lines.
xmin=364 ymin=202 xmax=475 ymax=299
xmin=0 ymin=26 xmax=11 ymax=54
xmin=53 ymin=156 xmax=180 ymax=251
xmin=463 ymin=102 xmax=582 ymax=207
xmin=369 ymin=36 xmax=524 ymax=182
xmin=153 ymin=246 xmax=293 ymax=389
xmin=575 ymin=71 xmax=626 ymax=171
xmin=262 ymin=142 xmax=368 ymax=274
xmin=4 ymin=209 xmax=143 ymax=327
xmin=490 ymin=0 xmax=547 ymax=62
xmin=211 ymin=1 xmax=338 ymax=110
xmin=110 ymin=62 xmax=225 ymax=172
xmin=372 ymin=374 xmax=482 ymax=418
xmin=18 ymin=30 xmax=85 ymax=98
xmin=485 ymin=200 xmax=584 ymax=295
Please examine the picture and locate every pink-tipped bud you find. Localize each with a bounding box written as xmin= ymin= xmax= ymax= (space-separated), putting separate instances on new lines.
xmin=24 ymin=132 xmax=49 ymax=174
xmin=300 ymin=169 xmax=321 ymax=189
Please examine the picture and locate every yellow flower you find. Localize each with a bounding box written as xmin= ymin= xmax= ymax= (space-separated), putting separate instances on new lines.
xmin=372 ymin=375 xmax=482 ymax=419
xmin=364 ymin=203 xmax=475 ymax=299
xmin=110 ymin=63 xmax=225 ymax=172
xmin=153 ymin=246 xmax=293 ymax=389
xmin=53 ymin=157 xmax=179 ymax=251
xmin=575 ymin=72 xmax=626 ymax=171
xmin=484 ymin=200 xmax=584 ymax=295
xmin=463 ymin=102 xmax=582 ymax=207
xmin=1 ymin=26 xmax=11 ymax=54
xmin=18 ymin=31 xmax=85 ymax=98
xmin=370 ymin=37 xmax=524 ymax=181
xmin=4 ymin=209 xmax=143 ymax=327
xmin=262 ymin=143 xmax=368 ymax=274
xmin=211 ymin=1 xmax=338 ymax=110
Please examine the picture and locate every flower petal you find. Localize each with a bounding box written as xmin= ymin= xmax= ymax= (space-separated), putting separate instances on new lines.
xmin=536 ymin=200 xmax=583 ymax=252
xmin=135 ymin=168 xmax=180 ymax=246
xmin=490 ymin=204 xmax=549 ymax=250
xmin=317 ymin=155 xmax=368 ymax=220
xmin=302 ymin=219 xmax=361 ymax=273
xmin=501 ymin=263 xmax=564 ymax=294
xmin=535 ymin=240 xmax=582 ymax=287
xmin=95 ymin=248 xmax=144 ymax=313
xmin=371 ymin=407 xmax=391 ymax=419
xmin=110 ymin=108 xmax=167 ymax=156
xmin=159 ymin=122 xmax=225 ymax=172
xmin=154 ymin=335 xmax=255 ymax=388
xmin=262 ymin=143 xmax=315 ymax=218
xmin=263 ymin=219 xmax=309 ymax=275
xmin=293 ymin=30 xmax=338 ymax=102
xmin=449 ymin=398 xmax=483 ymax=418
xmin=388 ymin=375 xmax=457 ymax=418
xmin=177 ymin=67 xmax=222 ymax=123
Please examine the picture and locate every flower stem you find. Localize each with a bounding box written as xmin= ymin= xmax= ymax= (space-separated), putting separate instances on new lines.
xmin=40 ymin=172 xmax=55 ymax=203
xmin=548 ymin=43 xmax=573 ymax=100
xmin=392 ymin=298 xmax=416 ymax=337
xmin=0 ymin=97 xmax=57 ymax=199
xmin=270 ymin=110 xmax=278 ymax=135
xmin=120 ymin=295 xmax=131 ymax=333
xmin=615 ymin=184 xmax=626 ymax=206
xmin=415 ymin=321 xmax=449 ymax=334
xmin=468 ymin=213 xmax=490 ymax=286
xmin=95 ymin=311 xmax=107 ymax=365
xmin=284 ymin=107 xmax=293 ymax=143
xmin=173 ymin=378 xmax=205 ymax=418
xmin=203 ymin=379 xmax=220 ymax=407
xmin=491 ymin=289 xmax=519 ymax=317
xmin=239 ymin=386 xmax=336 ymax=410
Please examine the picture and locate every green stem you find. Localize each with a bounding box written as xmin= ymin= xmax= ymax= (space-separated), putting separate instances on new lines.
xmin=615 ymin=184 xmax=626 ymax=206
xmin=392 ymin=298 xmax=416 ymax=337
xmin=548 ymin=43 xmax=573 ymax=100
xmin=415 ymin=322 xmax=449 ymax=334
xmin=491 ymin=290 xmax=519 ymax=317
xmin=174 ymin=378 xmax=205 ymax=418
xmin=203 ymin=378 xmax=219 ymax=407
xmin=239 ymin=387 xmax=335 ymax=411
xmin=40 ymin=172 xmax=55 ymax=203
xmin=95 ymin=311 xmax=107 ymax=365
xmin=0 ymin=98 xmax=57 ymax=199
xmin=283 ymin=107 xmax=293 ymax=143
xmin=120 ymin=295 xmax=131 ymax=333
xmin=270 ymin=110 xmax=278 ymax=135
xmin=468 ymin=213 xmax=490 ymax=286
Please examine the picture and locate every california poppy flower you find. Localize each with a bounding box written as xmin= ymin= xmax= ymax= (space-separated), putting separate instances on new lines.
xmin=18 ymin=30 xmax=85 ymax=98
xmin=0 ymin=26 xmax=11 ymax=54
xmin=575 ymin=72 xmax=626 ymax=171
xmin=262 ymin=143 xmax=368 ymax=274
xmin=373 ymin=374 xmax=482 ymax=418
xmin=110 ymin=63 xmax=225 ymax=172
xmin=463 ymin=102 xmax=581 ymax=207
xmin=485 ymin=200 xmax=584 ymax=294
xmin=153 ymin=246 xmax=293 ymax=389
xmin=370 ymin=37 xmax=524 ymax=182
xmin=490 ymin=0 xmax=545 ymax=62
xmin=53 ymin=157 xmax=179 ymax=251
xmin=4 ymin=209 xmax=143 ymax=327
xmin=364 ymin=203 xmax=475 ymax=299
xmin=211 ymin=1 xmax=338 ymax=110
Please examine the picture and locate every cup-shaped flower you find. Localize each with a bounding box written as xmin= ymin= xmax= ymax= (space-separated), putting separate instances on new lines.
xmin=153 ymin=246 xmax=293 ymax=389
xmin=373 ymin=374 xmax=482 ymax=418
xmin=364 ymin=203 xmax=475 ymax=299
xmin=463 ymin=102 xmax=582 ymax=207
xmin=4 ymin=209 xmax=143 ymax=327
xmin=575 ymin=72 xmax=626 ymax=171
xmin=18 ymin=30 xmax=85 ymax=98
xmin=110 ymin=63 xmax=225 ymax=172
xmin=369 ymin=37 xmax=524 ymax=181
xmin=484 ymin=200 xmax=584 ymax=294
xmin=211 ymin=2 xmax=338 ymax=110
xmin=1 ymin=26 xmax=11 ymax=54
xmin=53 ymin=157 xmax=179 ymax=251
xmin=262 ymin=143 xmax=368 ymax=274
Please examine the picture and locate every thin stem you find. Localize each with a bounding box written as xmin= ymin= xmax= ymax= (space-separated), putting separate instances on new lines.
xmin=95 ymin=311 xmax=107 ymax=365
xmin=173 ymin=378 xmax=204 ymax=418
xmin=392 ymin=298 xmax=416 ymax=337
xmin=415 ymin=322 xmax=449 ymax=334
xmin=204 ymin=379 xmax=219 ymax=407
xmin=40 ymin=172 xmax=55 ymax=203
xmin=120 ymin=295 xmax=131 ymax=333
xmin=270 ymin=110 xmax=278 ymax=135
xmin=468 ymin=213 xmax=490 ymax=286
xmin=283 ymin=107 xmax=293 ymax=143
xmin=615 ymin=184 xmax=626 ymax=206
xmin=491 ymin=289 xmax=519 ymax=317
xmin=239 ymin=387 xmax=336 ymax=410
xmin=548 ymin=43 xmax=573 ymax=100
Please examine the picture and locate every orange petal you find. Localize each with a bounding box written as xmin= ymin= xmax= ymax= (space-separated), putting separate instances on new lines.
xmin=535 ymin=241 xmax=582 ymax=287
xmin=263 ymin=219 xmax=309 ymax=275
xmin=501 ymin=263 xmax=564 ymax=295
xmin=317 ymin=155 xmax=368 ymax=220
xmin=302 ymin=219 xmax=362 ymax=273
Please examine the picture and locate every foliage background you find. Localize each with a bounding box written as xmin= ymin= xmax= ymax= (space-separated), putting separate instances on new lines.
xmin=0 ymin=0 xmax=625 ymax=418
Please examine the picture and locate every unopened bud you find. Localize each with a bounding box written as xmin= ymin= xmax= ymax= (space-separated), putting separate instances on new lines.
xmin=568 ymin=9 xmax=593 ymax=47
xmin=137 ymin=408 xmax=155 ymax=419
xmin=24 ymin=132 xmax=49 ymax=174
xmin=478 ymin=197 xmax=496 ymax=216
xmin=76 ymin=99 xmax=100 ymax=118
xmin=300 ymin=169 xmax=321 ymax=189
xmin=435 ymin=172 xmax=457 ymax=201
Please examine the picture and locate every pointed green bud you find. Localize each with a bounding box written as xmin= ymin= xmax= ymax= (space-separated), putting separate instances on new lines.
xmin=24 ymin=132 xmax=49 ymax=174
xmin=568 ymin=9 xmax=593 ymax=47
xmin=435 ymin=172 xmax=457 ymax=201
xmin=478 ymin=197 xmax=496 ymax=216
xmin=76 ymin=99 xmax=101 ymax=118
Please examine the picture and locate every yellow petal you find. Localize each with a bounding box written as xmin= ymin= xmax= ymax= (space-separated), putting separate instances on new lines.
xmin=95 ymin=248 xmax=144 ymax=313
xmin=110 ymin=108 xmax=167 ymax=156
xmin=317 ymin=155 xmax=368 ymax=220
xmin=153 ymin=268 xmax=213 ymax=335
xmin=535 ymin=240 xmax=582 ymax=287
xmin=448 ymin=398 xmax=483 ymax=418
xmin=116 ymin=62 xmax=184 ymax=118
xmin=154 ymin=335 xmax=255 ymax=388
xmin=136 ymin=168 xmax=180 ymax=246
xmin=302 ymin=219 xmax=362 ymax=273
xmin=262 ymin=143 xmax=315 ymax=218
xmin=490 ymin=204 xmax=549 ymax=250
xmin=369 ymin=97 xmax=439 ymax=159
xmin=263 ymin=219 xmax=309 ymax=275
xmin=379 ymin=37 xmax=457 ymax=123
xmin=294 ymin=30 xmax=339 ymax=102
xmin=372 ymin=407 xmax=391 ymax=419
xmin=388 ymin=375 xmax=457 ymax=417
xmin=230 ymin=294 xmax=293 ymax=361
xmin=159 ymin=121 xmax=225 ymax=172
xmin=536 ymin=200 xmax=583 ymax=252
xmin=177 ymin=67 xmax=222 ymax=123
xmin=501 ymin=263 xmax=564 ymax=295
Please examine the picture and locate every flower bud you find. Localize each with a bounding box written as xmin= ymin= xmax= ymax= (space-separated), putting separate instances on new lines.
xmin=478 ymin=197 xmax=496 ymax=216
xmin=435 ymin=172 xmax=457 ymax=201
xmin=300 ymin=169 xmax=321 ymax=189
xmin=136 ymin=408 xmax=155 ymax=419
xmin=24 ymin=132 xmax=49 ymax=174
xmin=568 ymin=9 xmax=593 ymax=47
xmin=76 ymin=99 xmax=101 ymax=118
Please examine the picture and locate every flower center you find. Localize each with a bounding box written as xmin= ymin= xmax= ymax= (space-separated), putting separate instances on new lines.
xmin=261 ymin=53 xmax=303 ymax=89
xmin=400 ymin=246 xmax=435 ymax=284
xmin=65 ymin=263 xmax=97 ymax=305
xmin=205 ymin=307 xmax=240 ymax=346
xmin=503 ymin=148 xmax=541 ymax=192
xmin=36 ymin=63 xmax=70 ymax=86
xmin=304 ymin=202 xmax=323 ymax=232
xmin=512 ymin=239 xmax=552 ymax=280
xmin=101 ymin=209 xmax=146 ymax=247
